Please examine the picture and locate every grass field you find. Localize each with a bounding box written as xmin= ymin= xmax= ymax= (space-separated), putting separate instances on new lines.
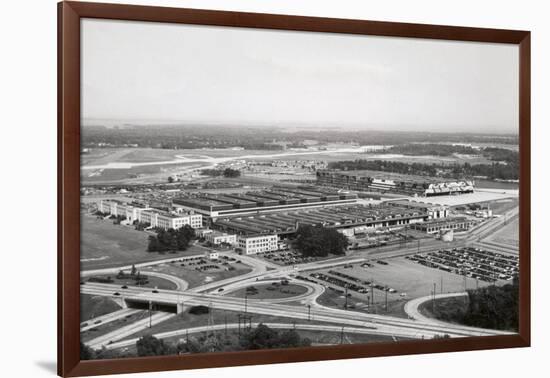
xmin=315 ymin=287 xmax=409 ymax=318
xmin=487 ymin=217 xmax=519 ymax=247
xmin=80 ymin=294 xmax=122 ymax=322
xmin=87 ymin=275 xmax=177 ymax=290
xmin=418 ymin=296 xmax=468 ymax=325
xmin=81 ymin=310 xmax=150 ymax=343
xmin=81 ymin=214 xmax=203 ymax=270
xmin=226 ymin=283 xmax=308 ymax=300
xmin=143 ymin=262 xmax=253 ymax=289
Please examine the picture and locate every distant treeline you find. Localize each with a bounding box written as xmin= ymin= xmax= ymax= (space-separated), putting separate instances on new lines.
xmin=81 ymin=125 xmax=518 ymax=150
xmin=387 ymin=143 xmax=479 ymax=156
xmin=387 ymin=143 xmax=519 ymax=162
xmin=200 ymin=167 xmax=241 ymax=178
xmin=147 ymin=225 xmax=195 ymax=253
xmin=328 ymin=158 xmax=518 ymax=181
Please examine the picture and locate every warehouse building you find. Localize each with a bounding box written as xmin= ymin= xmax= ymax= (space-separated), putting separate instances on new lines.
xmin=409 ymin=217 xmax=476 ymax=234
xmin=213 ymin=203 xmax=428 ymax=237
xmin=173 ymin=186 xmax=357 ymax=218
xmin=316 ymin=170 xmax=474 ymax=197
xmin=386 ymin=199 xmax=449 ymax=219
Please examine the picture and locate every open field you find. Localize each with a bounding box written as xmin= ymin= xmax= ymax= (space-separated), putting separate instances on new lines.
xmin=81 ymin=146 xmax=496 ymax=185
xmin=81 ymin=310 xmax=150 ymax=343
xmin=87 ymin=275 xmax=177 ymax=290
xmin=82 ymin=161 xmax=210 ymax=184
xmin=226 ymin=283 xmax=308 ymax=300
xmin=81 ymin=214 xmax=203 ymax=270
xmin=298 ymin=329 xmax=410 ymax=345
xmin=486 ymin=217 xmax=519 ymax=247
xmin=116 ymin=307 xmax=342 ymax=344
xmin=315 ymin=287 xmax=408 ymax=318
xmin=81 ymin=294 xmax=122 ymax=322
xmin=143 ymin=261 xmax=253 ymax=289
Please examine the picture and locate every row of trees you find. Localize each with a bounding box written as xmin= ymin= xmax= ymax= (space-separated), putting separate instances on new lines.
xmin=387 ymin=143 xmax=479 ymax=156
xmin=293 ymin=225 xmax=349 ymax=257
xmin=200 ymin=167 xmax=241 ymax=178
xmin=147 ymin=225 xmax=195 ymax=253
xmin=82 ymin=125 xmax=518 ymax=150
xmin=328 ymin=158 xmax=518 ymax=181
xmin=428 ymin=277 xmax=519 ymax=331
xmin=133 ymin=324 xmax=311 ymax=357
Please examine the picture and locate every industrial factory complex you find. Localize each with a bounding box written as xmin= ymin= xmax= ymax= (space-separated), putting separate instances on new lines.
xmin=97 ymin=181 xmax=482 ymax=255
xmin=316 ymin=170 xmax=475 ymax=197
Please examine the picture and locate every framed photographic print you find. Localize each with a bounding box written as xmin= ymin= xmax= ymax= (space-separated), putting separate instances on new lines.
xmin=58 ymin=1 xmax=531 ymax=376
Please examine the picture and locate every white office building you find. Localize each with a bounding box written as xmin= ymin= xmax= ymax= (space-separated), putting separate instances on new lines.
xmin=238 ymin=234 xmax=279 ymax=255
xmin=98 ymin=200 xmax=202 ymax=230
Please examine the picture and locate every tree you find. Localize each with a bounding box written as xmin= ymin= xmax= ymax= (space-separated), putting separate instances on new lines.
xmin=293 ymin=225 xmax=349 ymax=257
xmin=148 ymin=225 xmax=196 ymax=253
xmin=80 ymin=342 xmax=95 ymax=360
xmin=136 ymin=335 xmax=176 ymax=357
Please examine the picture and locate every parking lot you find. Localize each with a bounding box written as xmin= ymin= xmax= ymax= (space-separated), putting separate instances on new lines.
xmin=307 ymin=255 xmax=503 ymax=302
xmin=406 ymin=247 xmax=518 ymax=283
xmin=256 ymin=250 xmax=323 ymax=266
xmin=145 ymin=257 xmax=252 ymax=288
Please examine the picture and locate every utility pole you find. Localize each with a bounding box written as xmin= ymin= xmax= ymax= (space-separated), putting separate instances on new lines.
xmin=244 ymin=293 xmax=248 ymax=314
xmin=238 ymin=314 xmax=242 ymax=336
xmin=432 ymin=283 xmax=436 ymax=313
xmin=340 ymin=327 xmax=345 ymax=344
xmin=307 ymin=304 xmax=311 ymax=321
xmin=224 ymin=311 xmax=228 ymax=336
xmin=417 ymin=239 xmax=420 ymax=254
xmin=149 ymin=300 xmax=152 ymax=328
xmin=344 ymin=285 xmax=348 ymax=310
xmin=384 ymin=286 xmax=388 ymax=312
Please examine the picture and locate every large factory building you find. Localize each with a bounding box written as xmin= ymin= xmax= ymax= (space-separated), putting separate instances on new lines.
xmin=316 ymin=170 xmax=474 ymax=197
xmin=172 ymin=186 xmax=358 ymax=218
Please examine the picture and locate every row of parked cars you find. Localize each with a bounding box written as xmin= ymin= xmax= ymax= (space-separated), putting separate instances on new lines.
xmin=259 ymin=250 xmax=317 ymax=266
xmin=406 ymin=247 xmax=518 ymax=283
xmin=303 ymin=269 xmax=398 ymax=297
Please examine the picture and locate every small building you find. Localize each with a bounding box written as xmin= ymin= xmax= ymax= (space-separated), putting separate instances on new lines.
xmin=410 ymin=217 xmax=475 ymax=234
xmin=205 ymin=231 xmax=237 ymax=246
xmin=195 ymin=228 xmax=214 ymax=238
xmin=238 ymin=234 xmax=279 ymax=255
xmin=204 ymin=251 xmax=219 ymax=260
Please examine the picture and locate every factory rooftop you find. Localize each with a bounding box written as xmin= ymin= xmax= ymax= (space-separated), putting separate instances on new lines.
xmin=213 ymin=202 xmax=429 ymax=236
xmin=173 ymin=186 xmax=358 ymax=217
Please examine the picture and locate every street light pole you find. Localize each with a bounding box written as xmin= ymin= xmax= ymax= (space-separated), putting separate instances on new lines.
xmin=149 ymin=300 xmax=152 ymax=328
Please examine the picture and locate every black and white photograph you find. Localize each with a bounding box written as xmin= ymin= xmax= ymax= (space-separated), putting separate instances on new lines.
xmin=78 ymin=18 xmax=520 ymax=361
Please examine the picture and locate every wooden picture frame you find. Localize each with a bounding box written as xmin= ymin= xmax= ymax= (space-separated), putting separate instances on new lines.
xmin=58 ymin=1 xmax=530 ymax=376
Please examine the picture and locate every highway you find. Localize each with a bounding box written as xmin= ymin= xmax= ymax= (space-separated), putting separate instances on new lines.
xmin=81 ymin=205 xmax=518 ymax=351
xmin=81 ymin=281 xmax=510 ymax=350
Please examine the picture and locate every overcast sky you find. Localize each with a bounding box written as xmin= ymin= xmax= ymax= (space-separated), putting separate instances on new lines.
xmin=81 ymin=19 xmax=519 ymax=133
